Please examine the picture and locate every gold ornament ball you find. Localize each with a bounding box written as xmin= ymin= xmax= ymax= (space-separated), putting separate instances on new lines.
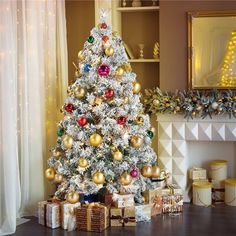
xmin=120 ymin=172 xmax=132 ymax=186
xmin=89 ymin=133 xmax=103 ymax=147
xmin=130 ymin=136 xmax=143 ymax=148
xmin=105 ymin=46 xmax=114 ymax=56
xmin=116 ymin=67 xmax=124 ymax=77
xmin=153 ymin=99 xmax=160 ymax=106
xmin=54 ymin=173 xmax=64 ymax=183
xmin=52 ymin=149 xmax=62 ymax=158
xmin=133 ymin=82 xmax=141 ymax=94
xmin=165 ymin=103 xmax=170 ymax=108
xmin=124 ymin=97 xmax=129 ymax=104
xmin=123 ymin=63 xmax=132 ymax=72
xmin=135 ymin=116 xmax=144 ymax=125
xmin=74 ymin=86 xmax=86 ymax=99
xmin=93 ymin=171 xmax=105 ymax=184
xmin=233 ymin=96 xmax=236 ymax=101
xmin=77 ymin=50 xmax=84 ymax=61
xmin=142 ymin=166 xmax=152 ymax=178
xmin=66 ymin=191 xmax=80 ymax=204
xmin=175 ymin=106 xmax=180 ymax=111
xmin=45 ymin=168 xmax=56 ymax=181
xmin=110 ymin=145 xmax=117 ymax=152
xmin=78 ymin=157 xmax=88 ymax=168
xmin=113 ymin=150 xmax=123 ymax=161
xmin=62 ymin=135 xmax=73 ymax=149
xmin=152 ymin=165 xmax=161 ymax=178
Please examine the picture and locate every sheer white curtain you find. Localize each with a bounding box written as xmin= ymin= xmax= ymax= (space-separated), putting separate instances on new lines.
xmin=0 ymin=0 xmax=68 ymax=235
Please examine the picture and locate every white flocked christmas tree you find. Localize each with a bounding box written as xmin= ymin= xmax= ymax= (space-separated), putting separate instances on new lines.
xmin=45 ymin=11 xmax=158 ymax=203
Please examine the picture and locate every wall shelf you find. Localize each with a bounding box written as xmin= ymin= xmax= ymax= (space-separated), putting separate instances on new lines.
xmin=128 ymin=59 xmax=160 ymax=63
xmin=117 ymin=6 xmax=159 ymax=12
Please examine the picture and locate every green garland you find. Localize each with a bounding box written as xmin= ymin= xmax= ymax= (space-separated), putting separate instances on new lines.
xmin=143 ymin=88 xmax=236 ymax=119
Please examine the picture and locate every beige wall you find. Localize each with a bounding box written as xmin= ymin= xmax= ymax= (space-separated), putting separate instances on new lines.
xmin=66 ymin=0 xmax=95 ymax=84
xmin=159 ymin=0 xmax=236 ymax=91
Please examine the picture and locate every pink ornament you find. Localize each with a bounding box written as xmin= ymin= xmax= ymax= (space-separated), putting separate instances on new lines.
xmin=130 ymin=169 xmax=139 ymax=178
xmin=98 ymin=64 xmax=110 ymax=77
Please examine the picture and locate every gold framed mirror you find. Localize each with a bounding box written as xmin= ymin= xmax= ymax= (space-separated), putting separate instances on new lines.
xmin=188 ymin=11 xmax=236 ymax=89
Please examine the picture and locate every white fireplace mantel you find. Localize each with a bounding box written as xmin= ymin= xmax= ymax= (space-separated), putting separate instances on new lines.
xmin=157 ymin=114 xmax=236 ymax=201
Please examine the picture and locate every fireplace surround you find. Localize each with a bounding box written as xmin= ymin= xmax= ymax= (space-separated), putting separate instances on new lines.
xmin=157 ymin=114 xmax=236 ymax=201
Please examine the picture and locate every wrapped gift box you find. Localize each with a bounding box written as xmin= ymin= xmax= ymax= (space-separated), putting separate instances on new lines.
xmin=189 ymin=167 xmax=207 ymax=180
xmin=110 ymin=207 xmax=136 ymax=227
xmin=135 ymin=204 xmax=151 ymax=222
xmin=38 ymin=201 xmax=60 ymax=229
xmin=112 ymin=193 xmax=134 ymax=208
xmin=161 ymin=184 xmax=183 ymax=196
xmin=143 ymin=187 xmax=162 ymax=204
xmin=162 ymin=194 xmax=183 ymax=214
xmin=105 ymin=194 xmax=115 ymax=206
xmin=151 ymin=194 xmax=162 ymax=216
xmin=76 ymin=203 xmax=109 ymax=232
xmin=61 ymin=202 xmax=81 ymax=231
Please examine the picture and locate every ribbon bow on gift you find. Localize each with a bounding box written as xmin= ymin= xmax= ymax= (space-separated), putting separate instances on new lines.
xmin=110 ymin=215 xmax=136 ymax=227
xmin=110 ymin=208 xmax=135 ymax=227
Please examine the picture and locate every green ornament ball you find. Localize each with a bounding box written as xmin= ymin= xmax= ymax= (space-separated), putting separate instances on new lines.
xmin=87 ymin=36 xmax=94 ymax=43
xmin=147 ymin=130 xmax=154 ymax=139
xmin=57 ymin=127 xmax=64 ymax=137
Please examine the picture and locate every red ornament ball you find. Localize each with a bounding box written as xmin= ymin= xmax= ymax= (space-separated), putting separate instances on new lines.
xmin=117 ymin=116 xmax=127 ymax=125
xmin=101 ymin=22 xmax=107 ymax=29
xmin=130 ymin=169 xmax=139 ymax=178
xmin=102 ymin=35 xmax=109 ymax=43
xmin=77 ymin=117 xmax=88 ymax=127
xmin=105 ymin=89 xmax=115 ymax=99
xmin=64 ymin=103 xmax=75 ymax=113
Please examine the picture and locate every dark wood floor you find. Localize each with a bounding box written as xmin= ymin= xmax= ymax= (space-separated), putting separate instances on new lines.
xmin=12 ymin=204 xmax=236 ymax=236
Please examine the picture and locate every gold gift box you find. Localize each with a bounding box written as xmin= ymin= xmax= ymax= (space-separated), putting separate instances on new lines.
xmin=110 ymin=206 xmax=136 ymax=227
xmin=143 ymin=187 xmax=162 ymax=204
xmin=189 ymin=167 xmax=207 ymax=180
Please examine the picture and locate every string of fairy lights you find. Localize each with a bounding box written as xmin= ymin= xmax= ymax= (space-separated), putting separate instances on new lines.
xmin=219 ymin=30 xmax=236 ymax=87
